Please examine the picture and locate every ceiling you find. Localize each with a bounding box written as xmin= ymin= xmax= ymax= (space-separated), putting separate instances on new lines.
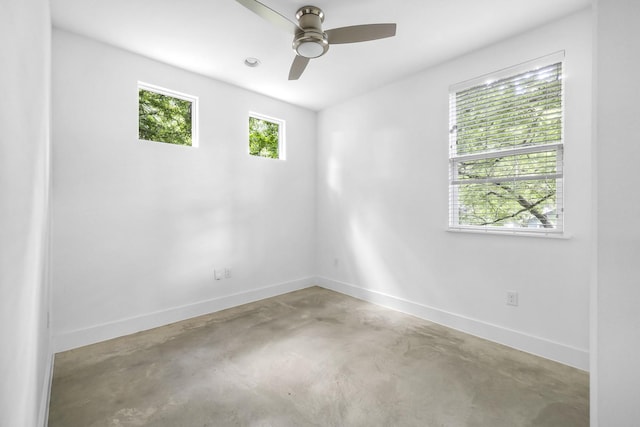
xmin=51 ymin=0 xmax=590 ymax=111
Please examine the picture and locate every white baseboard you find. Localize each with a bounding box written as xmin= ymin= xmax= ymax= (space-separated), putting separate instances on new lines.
xmin=54 ymin=277 xmax=315 ymax=353
xmin=316 ymin=276 xmax=589 ymax=371
xmin=53 ymin=276 xmax=589 ymax=371
xmin=38 ymin=350 xmax=54 ymax=427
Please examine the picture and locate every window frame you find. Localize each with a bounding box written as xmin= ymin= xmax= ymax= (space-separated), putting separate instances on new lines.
xmin=448 ymin=52 xmax=565 ymax=236
xmin=138 ymin=81 xmax=199 ymax=147
xmin=248 ymin=112 xmax=286 ymax=160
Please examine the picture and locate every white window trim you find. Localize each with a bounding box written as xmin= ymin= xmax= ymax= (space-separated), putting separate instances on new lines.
xmin=448 ymin=51 xmax=565 ymax=236
xmin=138 ymin=81 xmax=199 ymax=147
xmin=248 ymin=112 xmax=286 ymax=160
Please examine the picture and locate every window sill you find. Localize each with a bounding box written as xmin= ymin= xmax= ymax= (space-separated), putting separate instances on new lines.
xmin=446 ymin=227 xmax=571 ymax=239
xmin=139 ymin=139 xmax=196 ymax=148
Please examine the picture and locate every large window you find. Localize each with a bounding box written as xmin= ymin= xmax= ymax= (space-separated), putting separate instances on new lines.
xmin=249 ymin=113 xmax=285 ymax=160
xmin=449 ymin=53 xmax=564 ymax=234
xmin=138 ymin=82 xmax=198 ymax=147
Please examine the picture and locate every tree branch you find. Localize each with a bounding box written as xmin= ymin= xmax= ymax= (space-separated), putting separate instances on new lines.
xmin=459 ymin=170 xmax=554 ymax=227
xmin=480 ymin=190 xmax=553 ymax=227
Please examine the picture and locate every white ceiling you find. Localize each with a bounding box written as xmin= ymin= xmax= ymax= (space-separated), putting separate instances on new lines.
xmin=51 ymin=0 xmax=590 ymax=111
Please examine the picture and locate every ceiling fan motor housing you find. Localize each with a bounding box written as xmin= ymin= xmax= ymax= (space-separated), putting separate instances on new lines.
xmin=293 ymin=6 xmax=329 ymax=58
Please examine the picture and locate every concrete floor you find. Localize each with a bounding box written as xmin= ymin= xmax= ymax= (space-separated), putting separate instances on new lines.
xmin=49 ymin=287 xmax=588 ymax=426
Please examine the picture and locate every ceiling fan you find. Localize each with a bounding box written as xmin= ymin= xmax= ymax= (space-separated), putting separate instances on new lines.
xmin=236 ymin=0 xmax=397 ymax=80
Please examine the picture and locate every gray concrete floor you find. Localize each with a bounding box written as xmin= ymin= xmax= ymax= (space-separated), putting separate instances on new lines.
xmin=48 ymin=287 xmax=588 ymax=426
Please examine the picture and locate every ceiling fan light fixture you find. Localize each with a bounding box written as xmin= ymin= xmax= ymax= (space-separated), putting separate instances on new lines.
xmin=293 ymin=32 xmax=329 ymax=58
xmin=296 ymin=40 xmax=324 ymax=58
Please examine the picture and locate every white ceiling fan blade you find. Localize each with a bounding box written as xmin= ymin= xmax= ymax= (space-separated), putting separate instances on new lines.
xmin=288 ymin=55 xmax=310 ymax=80
xmin=326 ymin=23 xmax=397 ymax=44
xmin=235 ymin=0 xmax=300 ymax=34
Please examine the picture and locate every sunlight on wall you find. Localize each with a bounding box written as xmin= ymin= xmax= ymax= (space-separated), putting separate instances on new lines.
xmin=347 ymin=213 xmax=398 ymax=294
xmin=326 ymin=157 xmax=342 ymax=195
xmin=370 ymin=128 xmax=403 ymax=181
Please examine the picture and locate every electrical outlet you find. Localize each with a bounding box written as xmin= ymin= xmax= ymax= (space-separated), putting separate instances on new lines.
xmin=224 ymin=268 xmax=232 ymax=279
xmin=506 ymin=291 xmax=519 ymax=306
xmin=214 ymin=269 xmax=223 ymax=280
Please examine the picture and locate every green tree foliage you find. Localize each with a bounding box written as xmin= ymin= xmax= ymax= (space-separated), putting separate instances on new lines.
xmin=453 ymin=63 xmax=562 ymax=229
xmin=139 ymin=89 xmax=192 ymax=146
xmin=249 ymin=117 xmax=279 ymax=159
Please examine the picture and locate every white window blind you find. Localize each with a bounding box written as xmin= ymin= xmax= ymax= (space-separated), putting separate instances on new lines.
xmin=449 ymin=53 xmax=564 ymax=234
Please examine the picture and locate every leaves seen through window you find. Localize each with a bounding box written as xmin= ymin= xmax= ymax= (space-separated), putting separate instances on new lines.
xmin=138 ymin=88 xmax=193 ymax=146
xmin=249 ymin=116 xmax=280 ymax=159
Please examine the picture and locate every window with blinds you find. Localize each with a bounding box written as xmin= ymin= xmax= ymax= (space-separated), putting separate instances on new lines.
xmin=449 ymin=53 xmax=564 ymax=234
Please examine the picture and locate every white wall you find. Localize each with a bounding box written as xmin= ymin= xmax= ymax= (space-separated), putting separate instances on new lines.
xmin=0 ymin=0 xmax=52 ymax=426
xmin=41 ymin=2 xmax=640 ymax=422
xmin=316 ymin=9 xmax=593 ymax=370
xmin=595 ymin=0 xmax=640 ymax=424
xmin=52 ymin=30 xmax=317 ymax=351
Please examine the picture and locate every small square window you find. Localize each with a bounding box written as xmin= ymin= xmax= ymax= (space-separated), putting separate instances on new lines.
xmin=138 ymin=82 xmax=198 ymax=147
xmin=249 ymin=114 xmax=285 ymax=160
